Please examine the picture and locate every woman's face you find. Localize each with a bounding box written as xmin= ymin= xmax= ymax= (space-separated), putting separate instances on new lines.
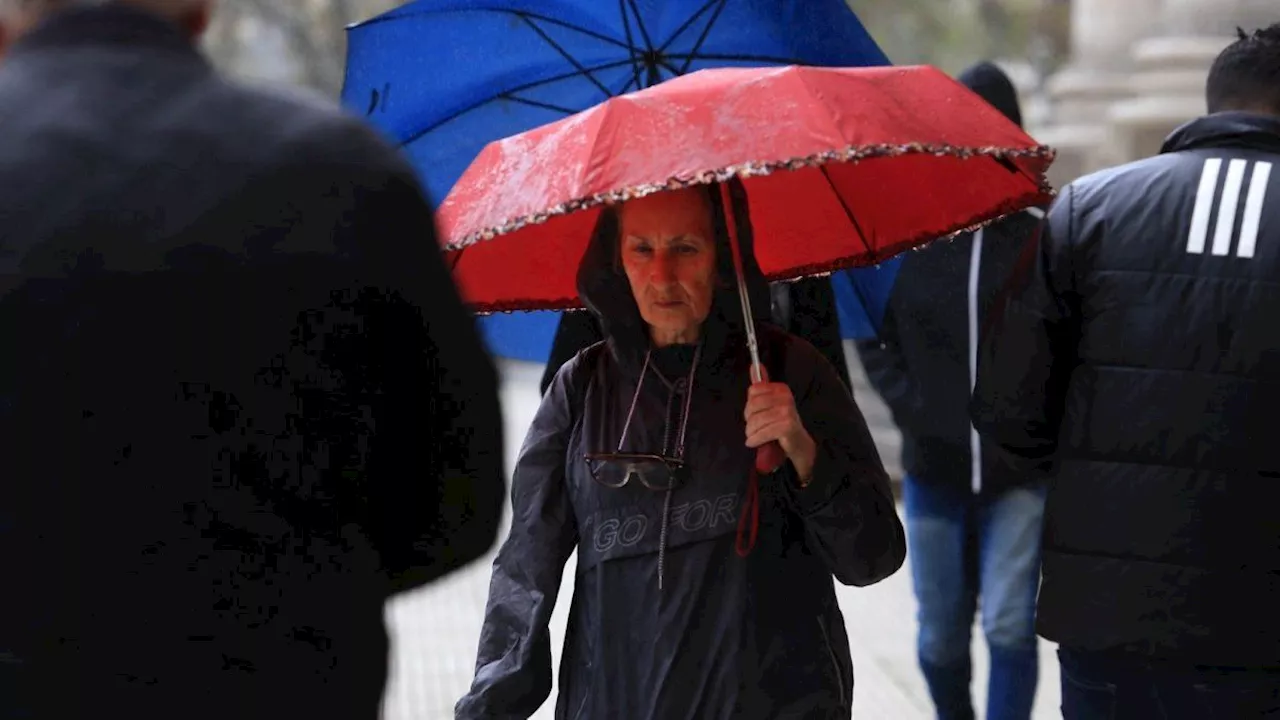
xmin=618 ymin=188 xmax=718 ymax=346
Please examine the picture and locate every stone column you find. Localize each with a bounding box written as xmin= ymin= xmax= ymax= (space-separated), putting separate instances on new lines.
xmin=1032 ymin=0 xmax=1163 ymax=188
xmin=1107 ymin=0 xmax=1277 ymax=166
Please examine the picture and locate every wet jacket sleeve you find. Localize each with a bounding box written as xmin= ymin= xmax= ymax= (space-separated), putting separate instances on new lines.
xmin=455 ymin=360 xmax=583 ymax=720
xmin=781 ymin=343 xmax=906 ymax=587
xmin=970 ymin=188 xmax=1081 ymax=474
xmin=853 ymin=303 xmax=922 ymax=434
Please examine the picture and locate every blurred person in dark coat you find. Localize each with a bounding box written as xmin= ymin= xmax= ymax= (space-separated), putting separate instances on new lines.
xmin=855 ymin=61 xmax=1047 ymax=720
xmin=973 ymin=25 xmax=1280 ymax=719
xmin=0 ymin=1 xmax=505 ymax=718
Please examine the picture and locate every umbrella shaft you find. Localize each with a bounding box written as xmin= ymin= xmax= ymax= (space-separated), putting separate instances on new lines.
xmin=736 ymin=263 xmax=763 ymax=380
xmin=720 ymin=183 xmax=764 ymax=382
xmin=746 ymin=334 xmax=762 ymax=382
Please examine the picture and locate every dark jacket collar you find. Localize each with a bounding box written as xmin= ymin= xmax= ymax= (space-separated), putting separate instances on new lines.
xmin=1161 ymin=112 xmax=1280 ymax=156
xmin=10 ymin=3 xmax=203 ymax=61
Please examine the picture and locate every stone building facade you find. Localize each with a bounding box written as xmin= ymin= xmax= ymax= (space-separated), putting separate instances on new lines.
xmin=1032 ymin=0 xmax=1276 ymax=188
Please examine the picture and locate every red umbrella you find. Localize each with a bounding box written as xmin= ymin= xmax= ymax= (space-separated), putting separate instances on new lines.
xmin=438 ymin=63 xmax=1053 ymax=483
xmin=438 ymin=64 xmax=1054 ymax=313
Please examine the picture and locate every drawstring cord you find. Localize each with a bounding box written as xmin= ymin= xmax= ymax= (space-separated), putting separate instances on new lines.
xmin=656 ymin=381 xmax=678 ymax=591
xmin=615 ymin=344 xmax=760 ymax=566
xmin=658 ymin=344 xmax=701 ymax=590
xmin=613 ymin=343 xmax=702 ymax=591
xmin=608 ymin=342 xmax=701 ymax=592
xmin=615 ymin=350 xmax=652 ymax=453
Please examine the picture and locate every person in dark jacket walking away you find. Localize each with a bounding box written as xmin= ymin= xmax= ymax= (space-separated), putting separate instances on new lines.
xmin=0 ymin=2 xmax=505 ymax=719
xmin=539 ymin=277 xmax=853 ymax=396
xmin=855 ymin=61 xmax=1046 ymax=720
xmin=456 ymin=180 xmax=905 ymax=720
xmin=972 ymin=25 xmax=1280 ymax=720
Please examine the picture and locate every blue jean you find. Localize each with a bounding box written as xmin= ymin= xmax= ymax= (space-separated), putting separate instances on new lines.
xmin=903 ymin=476 xmax=1047 ymax=720
xmin=1059 ymin=647 xmax=1280 ymax=719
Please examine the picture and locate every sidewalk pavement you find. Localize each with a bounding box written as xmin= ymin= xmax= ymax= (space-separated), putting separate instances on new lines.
xmin=378 ymin=358 xmax=1062 ymax=719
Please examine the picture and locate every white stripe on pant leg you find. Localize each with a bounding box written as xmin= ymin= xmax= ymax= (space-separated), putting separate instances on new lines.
xmin=968 ymin=229 xmax=983 ymax=495
xmin=1211 ymin=158 xmax=1250 ymax=256
xmin=1187 ymin=158 xmax=1223 ymax=254
xmin=1236 ymin=161 xmax=1273 ymax=259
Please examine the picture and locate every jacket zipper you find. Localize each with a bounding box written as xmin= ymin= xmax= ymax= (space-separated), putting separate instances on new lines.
xmin=656 ymin=377 xmax=685 ymax=591
xmin=817 ymin=616 xmax=848 ymax=709
xmin=662 ymin=378 xmax=685 ymax=456
xmin=967 ymin=228 xmax=983 ymax=495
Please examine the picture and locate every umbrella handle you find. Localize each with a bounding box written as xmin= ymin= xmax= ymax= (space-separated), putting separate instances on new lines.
xmin=752 ymin=364 xmax=787 ymax=474
xmin=756 ymin=436 xmax=787 ymax=474
xmin=718 ymin=181 xmax=787 ymax=475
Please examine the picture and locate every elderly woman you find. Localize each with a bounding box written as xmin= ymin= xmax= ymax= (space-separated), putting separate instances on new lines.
xmin=455 ymin=180 xmax=906 ymax=720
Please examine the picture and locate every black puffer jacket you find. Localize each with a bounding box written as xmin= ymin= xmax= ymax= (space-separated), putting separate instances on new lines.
xmin=457 ymin=181 xmax=905 ymax=719
xmin=972 ymin=112 xmax=1280 ymax=667
xmin=0 ymin=6 xmax=504 ymax=719
xmin=856 ymin=61 xmax=1044 ymax=495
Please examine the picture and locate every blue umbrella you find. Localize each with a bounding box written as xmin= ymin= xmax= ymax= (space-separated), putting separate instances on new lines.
xmin=342 ymin=0 xmax=900 ymax=359
xmin=831 ymin=255 xmax=902 ymax=339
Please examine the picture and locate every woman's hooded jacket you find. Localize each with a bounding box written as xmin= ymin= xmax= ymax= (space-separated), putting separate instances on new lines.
xmin=456 ymin=180 xmax=906 ymax=720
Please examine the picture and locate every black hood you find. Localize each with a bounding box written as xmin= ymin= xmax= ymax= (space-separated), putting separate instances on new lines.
xmin=957 ymin=61 xmax=1022 ymax=128
xmin=1161 ymin=111 xmax=1280 ymax=155
xmin=575 ymin=178 xmax=772 ymax=377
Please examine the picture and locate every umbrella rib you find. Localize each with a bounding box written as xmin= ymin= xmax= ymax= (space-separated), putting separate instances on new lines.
xmin=819 ymin=166 xmax=876 ymax=258
xmin=498 ymin=94 xmax=582 ymax=116
xmin=624 ymin=0 xmax=657 ymax=53
xmin=990 ymin=154 xmax=1046 ymax=191
xmin=659 ymin=59 xmax=684 ymax=76
xmin=657 ymin=0 xmax=720 ymax=54
xmin=618 ymin=0 xmax=644 ymax=93
xmin=515 ymin=12 xmax=613 ymax=99
xmin=448 ymin=246 xmax=467 ymax=273
xmin=616 ymin=74 xmax=640 ymax=95
xmin=397 ymin=58 xmax=639 ymax=146
xmin=675 ymin=0 xmax=729 ymax=73
xmin=615 ymin=71 xmax=647 ymax=97
xmin=352 ymin=8 xmax=632 ymax=51
xmin=800 ymin=67 xmax=877 ymax=261
xmin=619 ymin=60 xmax=682 ymax=92
xmin=666 ymin=52 xmax=807 ymax=65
